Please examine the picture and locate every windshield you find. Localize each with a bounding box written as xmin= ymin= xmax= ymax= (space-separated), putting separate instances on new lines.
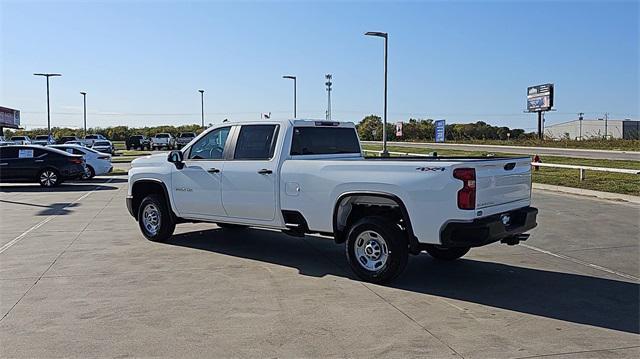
xmin=156 ymin=134 xmax=170 ymax=138
xmin=131 ymin=135 xmax=143 ymax=139
xmin=85 ymin=135 xmax=98 ymax=139
xmin=94 ymin=141 xmax=110 ymax=146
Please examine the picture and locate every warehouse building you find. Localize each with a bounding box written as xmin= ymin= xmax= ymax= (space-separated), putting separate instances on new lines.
xmin=544 ymin=119 xmax=639 ymax=140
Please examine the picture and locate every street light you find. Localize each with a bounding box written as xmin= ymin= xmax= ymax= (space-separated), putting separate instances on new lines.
xmin=80 ymin=92 xmax=87 ymax=137
xmin=282 ymin=75 xmax=297 ymax=118
xmin=198 ymin=90 xmax=205 ymax=128
xmin=33 ymin=73 xmax=62 ymax=135
xmin=364 ymin=31 xmax=389 ymax=157
xmin=325 ymin=74 xmax=332 ymax=121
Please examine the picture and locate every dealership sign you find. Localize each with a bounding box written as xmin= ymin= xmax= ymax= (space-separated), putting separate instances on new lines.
xmin=0 ymin=106 xmax=20 ymax=128
xmin=527 ymin=84 xmax=554 ymax=112
xmin=395 ymin=122 xmax=403 ymax=137
xmin=435 ymin=119 xmax=446 ymax=143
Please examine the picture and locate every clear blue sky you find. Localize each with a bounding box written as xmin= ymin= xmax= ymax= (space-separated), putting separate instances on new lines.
xmin=1 ymin=0 xmax=638 ymax=131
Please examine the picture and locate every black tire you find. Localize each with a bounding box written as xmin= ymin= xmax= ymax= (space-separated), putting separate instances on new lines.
xmin=38 ymin=168 xmax=61 ymax=187
xmin=345 ymin=216 xmax=409 ymax=284
xmin=424 ymin=245 xmax=470 ymax=261
xmin=216 ymin=223 xmax=247 ymax=230
xmin=138 ymin=194 xmax=176 ymax=242
xmin=87 ymin=165 xmax=96 ymax=179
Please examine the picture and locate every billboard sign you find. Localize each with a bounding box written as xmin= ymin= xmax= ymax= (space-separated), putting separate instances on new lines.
xmin=0 ymin=106 xmax=20 ymax=129
xmin=395 ymin=122 xmax=403 ymax=137
xmin=527 ymin=84 xmax=554 ymax=112
xmin=435 ymin=119 xmax=446 ymax=143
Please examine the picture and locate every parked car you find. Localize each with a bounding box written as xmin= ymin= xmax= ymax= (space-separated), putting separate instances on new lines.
xmin=91 ymin=140 xmax=115 ymax=154
xmin=176 ymin=132 xmax=197 ymax=149
xmin=83 ymin=134 xmax=108 ymax=147
xmin=32 ymin=135 xmax=56 ymax=145
xmin=58 ymin=136 xmax=80 ymax=144
xmin=0 ymin=145 xmax=86 ymax=187
xmin=127 ymin=120 xmax=538 ymax=283
xmin=10 ymin=136 xmax=31 ymax=145
xmin=0 ymin=136 xmax=13 ymax=146
xmin=51 ymin=144 xmax=112 ymax=178
xmin=126 ymin=135 xmax=151 ymax=150
xmin=151 ymin=133 xmax=175 ymax=150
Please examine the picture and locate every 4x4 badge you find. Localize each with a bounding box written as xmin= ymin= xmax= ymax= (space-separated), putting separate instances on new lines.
xmin=416 ymin=167 xmax=445 ymax=172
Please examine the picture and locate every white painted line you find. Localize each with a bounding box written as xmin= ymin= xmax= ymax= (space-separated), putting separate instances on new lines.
xmin=0 ymin=178 xmax=114 ymax=255
xmin=521 ymin=244 xmax=640 ymax=282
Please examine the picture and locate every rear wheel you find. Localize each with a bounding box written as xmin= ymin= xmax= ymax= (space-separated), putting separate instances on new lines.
xmin=138 ymin=194 xmax=175 ymax=242
xmin=86 ymin=165 xmax=96 ymax=179
xmin=424 ymin=245 xmax=470 ymax=261
xmin=345 ymin=216 xmax=409 ymax=284
xmin=38 ymin=168 xmax=61 ymax=187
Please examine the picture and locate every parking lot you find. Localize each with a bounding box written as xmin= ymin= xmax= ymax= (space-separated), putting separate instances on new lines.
xmin=0 ymin=176 xmax=638 ymax=358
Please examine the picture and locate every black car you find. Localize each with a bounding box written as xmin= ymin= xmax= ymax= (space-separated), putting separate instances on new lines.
xmin=126 ymin=135 xmax=151 ymax=150
xmin=58 ymin=136 xmax=80 ymax=144
xmin=0 ymin=145 xmax=87 ymax=187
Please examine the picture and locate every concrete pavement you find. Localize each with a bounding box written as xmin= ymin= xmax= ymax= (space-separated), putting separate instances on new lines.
xmin=363 ymin=141 xmax=640 ymax=161
xmin=0 ymin=177 xmax=638 ymax=358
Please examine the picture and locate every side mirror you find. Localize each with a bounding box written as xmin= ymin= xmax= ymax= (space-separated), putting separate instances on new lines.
xmin=167 ymin=150 xmax=184 ymax=169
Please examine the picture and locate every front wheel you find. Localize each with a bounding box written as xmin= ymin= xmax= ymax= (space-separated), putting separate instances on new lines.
xmin=38 ymin=168 xmax=61 ymax=187
xmin=346 ymin=216 xmax=409 ymax=284
xmin=138 ymin=194 xmax=175 ymax=242
xmin=424 ymin=245 xmax=470 ymax=261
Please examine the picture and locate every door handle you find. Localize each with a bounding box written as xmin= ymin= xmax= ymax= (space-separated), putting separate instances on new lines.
xmin=257 ymin=169 xmax=272 ymax=175
xmin=207 ymin=168 xmax=221 ymax=173
xmin=35 ymin=159 xmax=44 ymax=163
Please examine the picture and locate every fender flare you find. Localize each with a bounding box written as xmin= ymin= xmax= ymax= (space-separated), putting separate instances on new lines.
xmin=332 ymin=191 xmax=420 ymax=254
xmin=130 ymin=178 xmax=178 ymax=222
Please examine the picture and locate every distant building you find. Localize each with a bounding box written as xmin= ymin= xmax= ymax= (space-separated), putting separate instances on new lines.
xmin=544 ymin=119 xmax=639 ymax=140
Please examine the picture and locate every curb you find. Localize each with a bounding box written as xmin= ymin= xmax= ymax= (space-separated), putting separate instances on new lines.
xmin=532 ymin=183 xmax=640 ymax=204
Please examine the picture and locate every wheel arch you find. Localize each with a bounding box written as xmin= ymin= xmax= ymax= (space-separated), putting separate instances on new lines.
xmin=130 ymin=179 xmax=177 ymax=222
xmin=332 ymin=191 xmax=420 ymax=254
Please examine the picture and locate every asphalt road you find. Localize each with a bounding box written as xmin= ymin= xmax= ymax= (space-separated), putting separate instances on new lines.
xmin=362 ymin=141 xmax=640 ymax=161
xmin=1 ymin=177 xmax=638 ymax=358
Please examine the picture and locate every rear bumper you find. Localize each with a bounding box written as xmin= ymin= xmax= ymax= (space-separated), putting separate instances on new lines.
xmin=439 ymin=206 xmax=538 ymax=248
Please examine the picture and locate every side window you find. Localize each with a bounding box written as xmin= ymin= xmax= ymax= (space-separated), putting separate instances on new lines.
xmin=233 ymin=125 xmax=278 ymax=160
xmin=0 ymin=147 xmax=18 ymax=159
xmin=187 ymin=127 xmax=230 ymax=160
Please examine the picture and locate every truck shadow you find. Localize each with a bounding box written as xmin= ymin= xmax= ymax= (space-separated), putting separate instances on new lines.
xmin=166 ymin=228 xmax=639 ymax=335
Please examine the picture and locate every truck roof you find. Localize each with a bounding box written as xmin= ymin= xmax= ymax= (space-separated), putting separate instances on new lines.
xmin=213 ymin=119 xmax=356 ymax=128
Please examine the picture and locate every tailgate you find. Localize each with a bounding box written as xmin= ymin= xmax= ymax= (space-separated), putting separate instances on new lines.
xmin=473 ymin=157 xmax=532 ymax=209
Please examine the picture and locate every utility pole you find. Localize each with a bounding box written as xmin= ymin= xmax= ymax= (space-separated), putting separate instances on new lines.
xmin=80 ymin=92 xmax=87 ymax=137
xmin=604 ymin=112 xmax=609 ymax=139
xmin=282 ymin=75 xmax=297 ymax=118
xmin=198 ymin=90 xmax=205 ymax=128
xmin=325 ymin=74 xmax=332 ymax=121
xmin=365 ymin=31 xmax=389 ymax=157
xmin=578 ymin=112 xmax=584 ymax=140
xmin=33 ymin=73 xmax=62 ymax=136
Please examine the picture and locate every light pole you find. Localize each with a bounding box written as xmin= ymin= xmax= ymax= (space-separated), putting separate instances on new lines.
xmin=578 ymin=112 xmax=584 ymax=140
xmin=33 ymin=73 xmax=61 ymax=136
xmin=198 ymin=90 xmax=205 ymax=128
xmin=365 ymin=31 xmax=389 ymax=157
xmin=282 ymin=75 xmax=296 ymax=118
xmin=325 ymin=74 xmax=332 ymax=121
xmin=80 ymin=92 xmax=87 ymax=137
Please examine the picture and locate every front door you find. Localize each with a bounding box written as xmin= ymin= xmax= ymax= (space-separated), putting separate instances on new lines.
xmin=171 ymin=126 xmax=231 ymax=218
xmin=221 ymin=124 xmax=279 ymax=222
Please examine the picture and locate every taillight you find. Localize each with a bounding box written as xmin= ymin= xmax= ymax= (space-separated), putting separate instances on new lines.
xmin=68 ymin=157 xmax=84 ymax=165
xmin=453 ymin=168 xmax=476 ymax=210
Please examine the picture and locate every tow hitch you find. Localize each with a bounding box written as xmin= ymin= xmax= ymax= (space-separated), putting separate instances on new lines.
xmin=500 ymin=234 xmax=530 ymax=246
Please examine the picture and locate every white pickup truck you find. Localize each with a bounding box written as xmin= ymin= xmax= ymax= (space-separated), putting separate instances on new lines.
xmin=127 ymin=120 xmax=537 ymax=283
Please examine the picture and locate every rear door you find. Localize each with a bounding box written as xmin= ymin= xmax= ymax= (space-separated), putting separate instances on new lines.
xmin=171 ymin=126 xmax=231 ymax=218
xmin=473 ymin=157 xmax=532 ymax=209
xmin=221 ymin=124 xmax=279 ymax=221
xmin=0 ymin=147 xmax=19 ymax=180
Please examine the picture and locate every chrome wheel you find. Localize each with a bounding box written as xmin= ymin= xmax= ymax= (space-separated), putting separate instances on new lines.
xmin=40 ymin=170 xmax=58 ymax=187
xmin=142 ymin=203 xmax=161 ymax=235
xmin=354 ymin=230 xmax=389 ymax=272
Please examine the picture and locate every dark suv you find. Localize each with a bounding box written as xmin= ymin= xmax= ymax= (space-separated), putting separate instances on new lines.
xmin=126 ymin=135 xmax=151 ymax=150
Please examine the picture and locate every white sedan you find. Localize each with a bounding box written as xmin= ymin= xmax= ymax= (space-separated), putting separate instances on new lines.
xmin=50 ymin=144 xmax=113 ymax=178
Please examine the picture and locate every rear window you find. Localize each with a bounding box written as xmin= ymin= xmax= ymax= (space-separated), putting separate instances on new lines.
xmin=156 ymin=134 xmax=170 ymax=138
xmin=94 ymin=141 xmax=110 ymax=146
xmin=290 ymin=127 xmax=360 ymax=155
xmin=11 ymin=136 xmax=26 ymax=140
xmin=131 ymin=135 xmax=143 ymax=140
xmin=35 ymin=135 xmax=49 ymax=140
xmin=85 ymin=135 xmax=98 ymax=139
xmin=179 ymin=133 xmax=195 ymax=138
